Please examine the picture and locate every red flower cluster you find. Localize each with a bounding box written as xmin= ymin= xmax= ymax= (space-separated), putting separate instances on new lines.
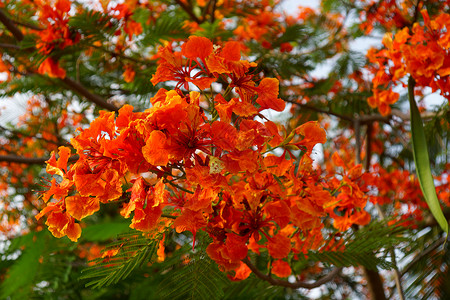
xmin=38 ymin=36 xmax=371 ymax=279
xmin=35 ymin=0 xmax=79 ymax=78
xmin=367 ymin=9 xmax=450 ymax=115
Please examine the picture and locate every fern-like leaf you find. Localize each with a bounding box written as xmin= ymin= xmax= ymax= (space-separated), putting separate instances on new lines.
xmin=80 ymin=229 xmax=165 ymax=289
xmin=302 ymin=221 xmax=407 ymax=271
xmin=157 ymin=252 xmax=229 ymax=300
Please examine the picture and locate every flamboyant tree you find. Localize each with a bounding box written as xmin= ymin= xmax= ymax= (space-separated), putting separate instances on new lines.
xmin=0 ymin=0 xmax=449 ymax=299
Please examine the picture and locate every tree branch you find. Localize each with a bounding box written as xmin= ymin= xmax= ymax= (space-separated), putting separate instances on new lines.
xmin=353 ymin=122 xmax=387 ymax=300
xmin=174 ymin=0 xmax=202 ymax=24
xmin=286 ymin=99 xmax=353 ymax=122
xmin=60 ymin=77 xmax=119 ymax=112
xmin=0 ymin=42 xmax=20 ymax=50
xmin=12 ymin=19 xmax=43 ymax=31
xmin=0 ymin=9 xmax=24 ymax=41
xmin=0 ymin=154 xmax=78 ymax=165
xmin=243 ymin=257 xmax=341 ymax=289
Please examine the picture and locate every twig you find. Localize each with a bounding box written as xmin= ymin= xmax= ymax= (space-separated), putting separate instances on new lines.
xmin=285 ymin=99 xmax=353 ymax=122
xmin=60 ymin=77 xmax=119 ymax=112
xmin=243 ymin=257 xmax=341 ymax=289
xmin=0 ymin=43 xmax=20 ymax=50
xmin=375 ymin=205 xmax=405 ymax=300
xmin=0 ymin=154 xmax=79 ymax=165
xmin=0 ymin=9 xmax=24 ymax=41
xmin=174 ymin=0 xmax=202 ymax=24
xmin=12 ymin=19 xmax=43 ymax=30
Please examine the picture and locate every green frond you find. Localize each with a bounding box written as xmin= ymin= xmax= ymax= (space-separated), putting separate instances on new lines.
xmin=0 ymin=230 xmax=78 ymax=300
xmin=80 ymin=229 xmax=166 ymax=289
xmin=0 ymin=75 xmax=63 ymax=98
xmin=69 ymin=9 xmax=119 ymax=43
xmin=398 ymin=229 xmax=449 ymax=300
xmin=301 ymin=221 xmax=407 ymax=271
xmin=139 ymin=16 xmax=188 ymax=47
xmin=157 ymin=251 xmax=229 ymax=300
xmin=223 ymin=276 xmax=291 ymax=300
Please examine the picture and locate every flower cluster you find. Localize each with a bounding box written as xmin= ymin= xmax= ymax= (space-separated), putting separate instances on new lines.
xmin=35 ymin=0 xmax=79 ymax=78
xmin=366 ymin=9 xmax=450 ymax=115
xmin=38 ymin=36 xmax=371 ymax=279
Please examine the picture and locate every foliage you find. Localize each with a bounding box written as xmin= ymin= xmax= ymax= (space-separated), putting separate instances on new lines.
xmin=0 ymin=0 xmax=449 ymax=299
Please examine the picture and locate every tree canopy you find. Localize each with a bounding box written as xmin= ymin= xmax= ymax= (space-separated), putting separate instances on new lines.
xmin=0 ymin=0 xmax=449 ymax=299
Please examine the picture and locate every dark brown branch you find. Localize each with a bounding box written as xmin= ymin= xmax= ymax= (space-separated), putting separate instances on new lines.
xmin=210 ymin=0 xmax=217 ymax=23
xmin=352 ymin=124 xmax=387 ymax=300
xmin=243 ymin=258 xmax=341 ymax=289
xmin=0 ymin=42 xmax=20 ymax=49
xmin=0 ymin=9 xmax=24 ymax=41
xmin=174 ymin=0 xmax=202 ymax=24
xmin=355 ymin=116 xmax=361 ymax=164
xmin=0 ymin=154 xmax=78 ymax=165
xmin=286 ymin=99 xmax=353 ymax=122
xmin=12 ymin=19 xmax=43 ymax=30
xmin=60 ymin=77 xmax=119 ymax=112
xmin=363 ymin=268 xmax=387 ymax=300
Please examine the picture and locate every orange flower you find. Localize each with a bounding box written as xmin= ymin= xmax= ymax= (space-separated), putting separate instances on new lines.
xmin=293 ymin=121 xmax=327 ymax=152
xmin=65 ymin=195 xmax=100 ymax=220
xmin=38 ymin=58 xmax=66 ymax=79
xmin=256 ymin=78 xmax=285 ymax=112
xmin=174 ymin=209 xmax=207 ymax=248
xmin=266 ymin=233 xmax=291 ymax=259
xmin=123 ymin=65 xmax=136 ymax=82
xmin=272 ymin=260 xmax=292 ymax=278
xmin=181 ymin=36 xmax=213 ymax=60
xmin=46 ymin=210 xmax=81 ymax=242
xmin=142 ymin=130 xmax=170 ymax=166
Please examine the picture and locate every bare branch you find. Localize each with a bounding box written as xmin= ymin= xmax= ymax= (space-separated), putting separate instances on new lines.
xmin=0 ymin=154 xmax=78 ymax=165
xmin=0 ymin=43 xmax=20 ymax=50
xmin=0 ymin=9 xmax=24 ymax=41
xmin=60 ymin=77 xmax=119 ymax=112
xmin=286 ymin=99 xmax=354 ymax=122
xmin=174 ymin=0 xmax=202 ymax=24
xmin=12 ymin=19 xmax=43 ymax=31
xmin=243 ymin=258 xmax=341 ymax=289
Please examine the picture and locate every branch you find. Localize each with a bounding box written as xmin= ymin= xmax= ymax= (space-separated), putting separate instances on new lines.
xmin=0 ymin=154 xmax=79 ymax=165
xmin=174 ymin=0 xmax=202 ymax=24
xmin=242 ymin=258 xmax=341 ymax=289
xmin=60 ymin=77 xmax=119 ymax=112
xmin=285 ymin=99 xmax=353 ymax=122
xmin=362 ymin=268 xmax=387 ymax=300
xmin=0 ymin=9 xmax=24 ymax=41
xmin=12 ymin=19 xmax=43 ymax=31
xmin=0 ymin=43 xmax=20 ymax=49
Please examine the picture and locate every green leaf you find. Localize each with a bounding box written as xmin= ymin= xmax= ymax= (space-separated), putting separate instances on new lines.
xmin=303 ymin=220 xmax=406 ymax=271
xmin=0 ymin=231 xmax=46 ymax=299
xmin=156 ymin=234 xmax=229 ymax=300
xmin=80 ymin=229 xmax=165 ymax=288
xmin=408 ymin=77 xmax=449 ymax=235
xmin=82 ymin=221 xmax=131 ymax=242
